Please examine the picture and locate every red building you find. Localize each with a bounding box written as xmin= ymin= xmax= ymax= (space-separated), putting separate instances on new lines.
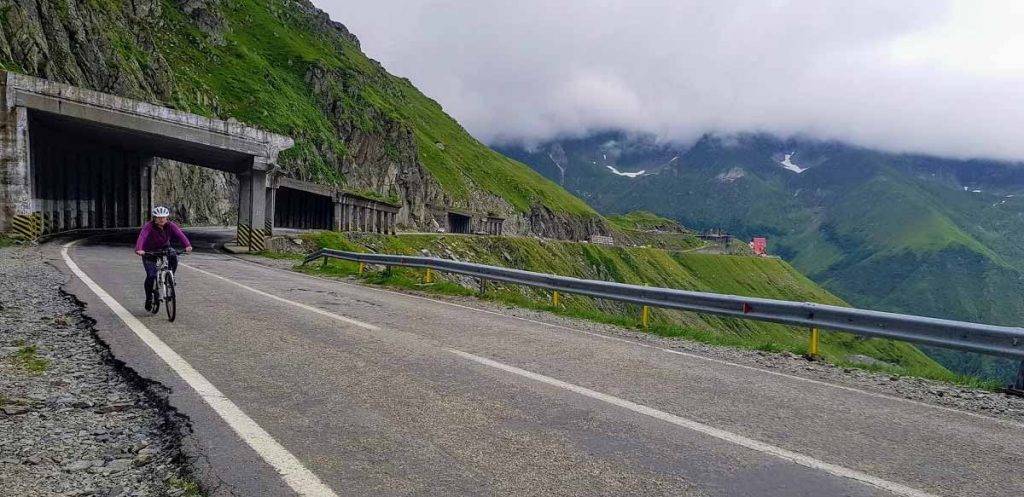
xmin=750 ymin=237 xmax=767 ymax=256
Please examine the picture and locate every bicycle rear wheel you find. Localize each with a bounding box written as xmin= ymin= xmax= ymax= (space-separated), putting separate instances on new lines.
xmin=164 ymin=272 xmax=176 ymax=322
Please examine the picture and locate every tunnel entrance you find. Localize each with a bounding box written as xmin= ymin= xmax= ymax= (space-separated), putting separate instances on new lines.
xmin=274 ymin=186 xmax=334 ymax=230
xmin=448 ymin=212 xmax=471 ymax=234
xmin=0 ymin=71 xmax=294 ymax=250
xmin=29 ymin=115 xmax=151 ymax=233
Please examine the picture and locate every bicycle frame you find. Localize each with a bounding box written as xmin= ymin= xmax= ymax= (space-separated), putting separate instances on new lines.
xmin=153 ymin=256 xmax=175 ymax=303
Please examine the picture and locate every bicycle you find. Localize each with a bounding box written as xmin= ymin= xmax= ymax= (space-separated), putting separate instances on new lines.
xmin=145 ymin=248 xmax=181 ymax=322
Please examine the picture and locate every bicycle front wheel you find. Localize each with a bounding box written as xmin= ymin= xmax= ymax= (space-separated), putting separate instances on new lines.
xmin=164 ymin=272 xmax=176 ymax=322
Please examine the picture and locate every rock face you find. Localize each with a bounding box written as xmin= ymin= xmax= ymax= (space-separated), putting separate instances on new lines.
xmin=0 ymin=0 xmax=606 ymax=238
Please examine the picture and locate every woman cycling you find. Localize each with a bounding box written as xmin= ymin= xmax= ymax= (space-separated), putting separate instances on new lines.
xmin=135 ymin=206 xmax=192 ymax=312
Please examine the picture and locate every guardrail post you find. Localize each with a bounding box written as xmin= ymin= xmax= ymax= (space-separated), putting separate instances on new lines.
xmin=1014 ymin=360 xmax=1024 ymax=391
xmin=552 ymin=290 xmax=560 ymax=307
xmin=424 ymin=268 xmax=433 ymax=284
xmin=807 ymin=327 xmax=820 ymax=358
xmin=358 ymin=262 xmax=365 ymax=275
xmin=642 ymin=305 xmax=650 ymax=330
xmin=320 ymin=255 xmax=328 ymax=269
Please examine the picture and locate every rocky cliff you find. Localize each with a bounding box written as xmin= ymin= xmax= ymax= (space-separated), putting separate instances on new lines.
xmin=0 ymin=0 xmax=605 ymax=237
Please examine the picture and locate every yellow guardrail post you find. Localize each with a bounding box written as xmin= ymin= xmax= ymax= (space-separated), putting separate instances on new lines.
xmin=808 ymin=327 xmax=820 ymax=357
xmin=552 ymin=290 xmax=560 ymax=307
xmin=424 ymin=268 xmax=433 ymax=284
xmin=642 ymin=305 xmax=650 ymax=330
xmin=358 ymin=262 xmax=365 ymax=275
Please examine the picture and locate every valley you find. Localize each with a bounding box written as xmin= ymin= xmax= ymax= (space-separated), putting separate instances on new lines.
xmin=499 ymin=132 xmax=1024 ymax=380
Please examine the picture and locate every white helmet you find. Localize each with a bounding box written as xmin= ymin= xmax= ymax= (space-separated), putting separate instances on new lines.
xmin=151 ymin=206 xmax=171 ymax=217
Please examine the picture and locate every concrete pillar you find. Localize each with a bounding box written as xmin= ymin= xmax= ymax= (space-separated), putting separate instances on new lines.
xmin=0 ymin=106 xmax=33 ymax=234
xmin=333 ymin=200 xmax=343 ymax=231
xmin=237 ymin=165 xmax=268 ymax=251
xmin=141 ymin=158 xmax=154 ymax=225
xmin=265 ymin=186 xmax=276 ymax=236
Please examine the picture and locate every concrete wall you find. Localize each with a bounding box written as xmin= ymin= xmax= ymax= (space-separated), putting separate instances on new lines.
xmin=0 ymin=105 xmax=31 ymax=233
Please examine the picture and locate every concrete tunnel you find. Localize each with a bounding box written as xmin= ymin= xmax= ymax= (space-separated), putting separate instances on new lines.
xmin=0 ymin=71 xmax=294 ymax=250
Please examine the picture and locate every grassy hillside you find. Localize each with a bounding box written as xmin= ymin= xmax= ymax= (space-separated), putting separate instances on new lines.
xmin=0 ymin=0 xmax=598 ymax=226
xmin=286 ymin=232 xmax=979 ymax=386
xmin=607 ymin=211 xmax=704 ymax=251
xmin=160 ymin=0 xmax=595 ymax=215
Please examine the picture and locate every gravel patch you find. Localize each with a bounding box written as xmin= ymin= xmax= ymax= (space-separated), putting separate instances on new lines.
xmin=241 ymin=252 xmax=1024 ymax=426
xmin=0 ymin=245 xmax=199 ymax=497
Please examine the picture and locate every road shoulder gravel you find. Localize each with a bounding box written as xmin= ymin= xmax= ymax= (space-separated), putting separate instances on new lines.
xmin=0 ymin=244 xmax=201 ymax=497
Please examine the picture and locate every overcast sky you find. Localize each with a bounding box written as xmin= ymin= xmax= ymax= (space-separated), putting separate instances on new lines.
xmin=314 ymin=1 xmax=1024 ymax=161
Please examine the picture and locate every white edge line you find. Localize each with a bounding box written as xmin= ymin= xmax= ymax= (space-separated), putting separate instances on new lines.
xmin=451 ymin=348 xmax=940 ymax=497
xmin=61 ymin=241 xmax=339 ymax=497
xmin=229 ymin=254 xmax=1024 ymax=430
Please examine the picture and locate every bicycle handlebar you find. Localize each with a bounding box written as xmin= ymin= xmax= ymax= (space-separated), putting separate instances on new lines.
xmin=142 ymin=248 xmax=187 ymax=257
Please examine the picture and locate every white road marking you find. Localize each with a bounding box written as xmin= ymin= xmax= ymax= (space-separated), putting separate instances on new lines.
xmin=182 ymin=262 xmax=379 ymax=331
xmin=61 ymin=241 xmax=339 ymax=497
xmin=451 ymin=348 xmax=940 ymax=497
xmin=231 ymin=254 xmax=1022 ymax=429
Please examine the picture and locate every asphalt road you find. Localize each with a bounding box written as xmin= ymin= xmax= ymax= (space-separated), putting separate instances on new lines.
xmin=58 ymin=233 xmax=1024 ymax=497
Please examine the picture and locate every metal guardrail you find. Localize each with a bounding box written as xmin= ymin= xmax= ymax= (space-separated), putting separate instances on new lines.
xmin=304 ymin=248 xmax=1024 ymax=387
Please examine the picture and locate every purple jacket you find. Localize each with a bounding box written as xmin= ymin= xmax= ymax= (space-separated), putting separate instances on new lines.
xmin=135 ymin=221 xmax=191 ymax=252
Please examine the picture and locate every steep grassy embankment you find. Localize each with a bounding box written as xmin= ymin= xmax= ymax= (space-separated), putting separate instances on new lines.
xmin=286 ymin=232 xmax=978 ymax=386
xmin=606 ymin=211 xmax=704 ymax=251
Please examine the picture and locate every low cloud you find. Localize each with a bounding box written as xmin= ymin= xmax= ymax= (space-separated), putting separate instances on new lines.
xmin=315 ymin=0 xmax=1024 ymax=161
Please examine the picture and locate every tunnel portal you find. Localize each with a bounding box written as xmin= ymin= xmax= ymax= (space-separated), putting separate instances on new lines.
xmin=274 ymin=186 xmax=335 ymax=230
xmin=29 ymin=114 xmax=152 ymax=233
xmin=0 ymin=71 xmax=293 ymax=250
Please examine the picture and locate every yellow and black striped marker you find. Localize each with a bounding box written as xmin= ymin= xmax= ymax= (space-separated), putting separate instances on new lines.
xmin=236 ymin=223 xmax=252 ymax=248
xmin=10 ymin=212 xmax=42 ymax=241
xmin=248 ymin=228 xmax=268 ymax=252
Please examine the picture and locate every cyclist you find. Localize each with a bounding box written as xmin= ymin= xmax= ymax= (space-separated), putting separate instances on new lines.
xmin=135 ymin=206 xmax=192 ymax=312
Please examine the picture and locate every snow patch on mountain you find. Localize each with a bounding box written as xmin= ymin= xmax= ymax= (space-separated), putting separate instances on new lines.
xmin=779 ymin=153 xmax=807 ymax=173
xmin=606 ymin=165 xmax=646 ymax=178
xmin=716 ymin=167 xmax=746 ymax=183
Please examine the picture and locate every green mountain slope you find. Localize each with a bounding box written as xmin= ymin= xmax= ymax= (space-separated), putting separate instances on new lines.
xmin=0 ymin=0 xmax=600 ymax=234
xmin=499 ymin=132 xmax=1024 ymax=381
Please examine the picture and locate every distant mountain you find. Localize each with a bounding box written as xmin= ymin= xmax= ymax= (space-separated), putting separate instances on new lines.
xmin=497 ymin=132 xmax=1024 ymax=381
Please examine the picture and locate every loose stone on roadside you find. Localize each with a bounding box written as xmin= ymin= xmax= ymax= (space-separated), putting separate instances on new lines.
xmin=0 ymin=245 xmax=199 ymax=496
